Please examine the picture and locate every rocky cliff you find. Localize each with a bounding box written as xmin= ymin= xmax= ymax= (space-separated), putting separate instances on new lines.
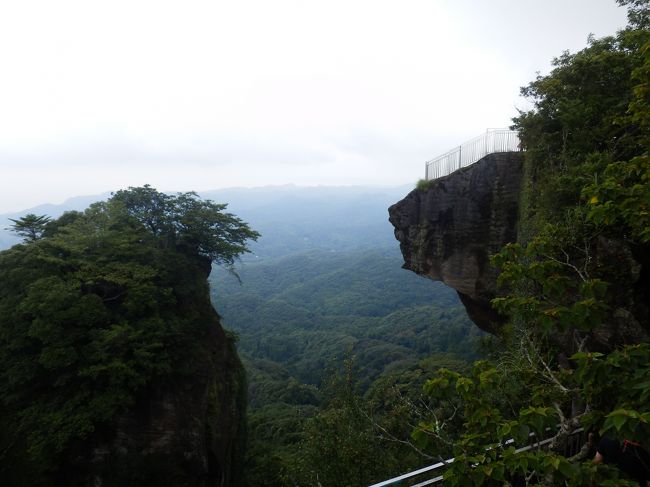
xmin=388 ymin=152 xmax=525 ymax=333
xmin=88 ymin=335 xmax=246 ymax=487
xmin=82 ymin=259 xmax=247 ymax=487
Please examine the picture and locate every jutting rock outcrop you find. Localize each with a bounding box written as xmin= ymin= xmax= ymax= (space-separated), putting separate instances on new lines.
xmin=388 ymin=152 xmax=524 ymax=334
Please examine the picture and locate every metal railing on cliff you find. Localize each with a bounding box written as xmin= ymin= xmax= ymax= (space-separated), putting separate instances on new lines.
xmin=367 ymin=428 xmax=585 ymax=487
xmin=425 ymin=129 xmax=521 ymax=180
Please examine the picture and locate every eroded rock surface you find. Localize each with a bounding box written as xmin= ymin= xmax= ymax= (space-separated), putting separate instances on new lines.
xmin=80 ymin=260 xmax=247 ymax=487
xmin=389 ymin=152 xmax=525 ymax=333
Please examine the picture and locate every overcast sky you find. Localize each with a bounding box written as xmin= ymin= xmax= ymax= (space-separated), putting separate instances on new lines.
xmin=0 ymin=0 xmax=629 ymax=213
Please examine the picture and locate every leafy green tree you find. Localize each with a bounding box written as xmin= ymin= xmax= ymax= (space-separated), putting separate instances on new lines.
xmin=513 ymin=1 xmax=649 ymax=227
xmin=111 ymin=185 xmax=260 ymax=268
xmin=414 ymin=347 xmax=650 ymax=486
xmin=619 ymin=0 xmax=650 ymax=28
xmin=7 ymin=213 xmax=51 ymax=242
xmin=504 ymin=0 xmax=649 ymax=352
xmin=290 ymin=358 xmax=404 ymax=487
xmin=582 ymin=24 xmax=650 ymax=245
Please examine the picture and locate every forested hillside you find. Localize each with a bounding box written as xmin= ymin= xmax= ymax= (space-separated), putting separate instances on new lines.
xmin=2 ymin=3 xmax=645 ymax=483
xmin=1 ymin=0 xmax=646 ymax=486
xmin=207 ymin=188 xmax=482 ymax=485
xmin=212 ymin=249 xmax=477 ymax=386
xmin=0 ymin=184 xmax=480 ymax=485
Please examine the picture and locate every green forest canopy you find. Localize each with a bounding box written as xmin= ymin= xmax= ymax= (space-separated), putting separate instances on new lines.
xmin=0 ymin=186 xmax=258 ymax=483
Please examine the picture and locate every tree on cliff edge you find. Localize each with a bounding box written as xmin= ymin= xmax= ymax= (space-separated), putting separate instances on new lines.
xmin=7 ymin=213 xmax=51 ymax=242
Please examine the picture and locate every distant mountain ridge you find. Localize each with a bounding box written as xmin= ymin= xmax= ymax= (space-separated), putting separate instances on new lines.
xmin=0 ymin=193 xmax=112 ymax=249
xmin=0 ymin=184 xmax=412 ymax=254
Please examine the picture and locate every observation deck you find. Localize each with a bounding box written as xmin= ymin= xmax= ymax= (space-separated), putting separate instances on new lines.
xmin=425 ymin=129 xmax=521 ymax=180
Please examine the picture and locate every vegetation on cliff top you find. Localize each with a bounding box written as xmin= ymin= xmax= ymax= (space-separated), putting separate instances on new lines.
xmin=0 ymin=186 xmax=258 ymax=484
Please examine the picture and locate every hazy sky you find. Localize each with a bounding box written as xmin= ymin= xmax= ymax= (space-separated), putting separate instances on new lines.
xmin=0 ymin=0 xmax=628 ymax=213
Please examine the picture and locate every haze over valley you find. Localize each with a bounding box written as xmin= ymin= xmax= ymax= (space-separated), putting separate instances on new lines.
xmin=1 ymin=1 xmax=648 ymax=485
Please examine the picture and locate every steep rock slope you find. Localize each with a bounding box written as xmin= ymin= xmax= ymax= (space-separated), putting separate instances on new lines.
xmin=87 ymin=260 xmax=247 ymax=487
xmin=388 ymin=152 xmax=524 ymax=333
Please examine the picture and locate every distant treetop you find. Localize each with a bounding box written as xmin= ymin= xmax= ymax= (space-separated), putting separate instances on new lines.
xmin=7 ymin=213 xmax=51 ymax=243
xmin=109 ymin=185 xmax=261 ymax=267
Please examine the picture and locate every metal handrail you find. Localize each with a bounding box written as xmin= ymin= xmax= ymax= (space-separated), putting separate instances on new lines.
xmin=368 ymin=428 xmax=585 ymax=487
xmin=425 ymin=128 xmax=521 ymax=180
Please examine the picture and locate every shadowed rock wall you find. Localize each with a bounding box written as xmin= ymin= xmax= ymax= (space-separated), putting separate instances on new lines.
xmin=75 ymin=259 xmax=247 ymax=487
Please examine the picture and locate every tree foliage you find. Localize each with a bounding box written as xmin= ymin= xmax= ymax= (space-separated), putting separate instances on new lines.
xmin=7 ymin=213 xmax=52 ymax=242
xmin=0 ymin=186 xmax=258 ymax=483
xmin=110 ymin=185 xmax=260 ymax=267
xmin=505 ymin=0 xmax=649 ymax=344
xmin=414 ymin=345 xmax=650 ymax=486
xmin=225 ymin=249 xmax=481 ymax=486
xmin=413 ymin=2 xmax=650 ymax=485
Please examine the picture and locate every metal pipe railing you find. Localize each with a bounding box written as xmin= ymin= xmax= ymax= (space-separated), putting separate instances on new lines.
xmin=368 ymin=428 xmax=585 ymax=487
xmin=425 ymin=129 xmax=521 ymax=180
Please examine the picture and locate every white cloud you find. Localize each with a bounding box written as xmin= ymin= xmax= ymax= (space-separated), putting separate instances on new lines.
xmin=0 ymin=0 xmax=628 ymax=212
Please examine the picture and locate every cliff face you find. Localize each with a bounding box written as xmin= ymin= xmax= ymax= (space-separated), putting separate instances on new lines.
xmin=83 ymin=260 xmax=247 ymax=487
xmin=0 ymin=189 xmax=253 ymax=487
xmin=87 ymin=336 xmax=246 ymax=487
xmin=388 ymin=152 xmax=525 ymax=333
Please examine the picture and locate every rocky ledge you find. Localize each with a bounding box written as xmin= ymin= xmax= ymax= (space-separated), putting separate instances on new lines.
xmin=388 ymin=152 xmax=525 ymax=334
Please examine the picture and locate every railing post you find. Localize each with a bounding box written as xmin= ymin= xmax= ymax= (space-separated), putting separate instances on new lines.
xmin=484 ymin=129 xmax=488 ymax=157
